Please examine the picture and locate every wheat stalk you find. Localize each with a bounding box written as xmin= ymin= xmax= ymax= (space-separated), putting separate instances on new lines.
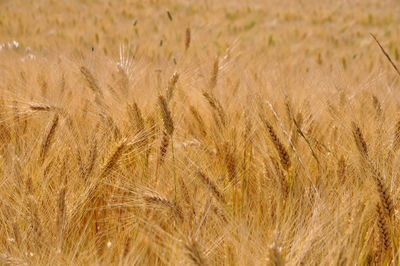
xmin=371 ymin=33 xmax=400 ymax=77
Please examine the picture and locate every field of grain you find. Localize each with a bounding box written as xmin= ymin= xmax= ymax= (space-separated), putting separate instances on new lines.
xmin=1 ymin=0 xmax=400 ymax=265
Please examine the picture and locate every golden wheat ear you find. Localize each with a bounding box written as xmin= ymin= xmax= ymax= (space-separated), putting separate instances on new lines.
xmin=185 ymin=27 xmax=191 ymax=51
xmin=39 ymin=113 xmax=59 ymax=165
xmin=158 ymin=95 xmax=174 ymax=136
xmin=209 ymin=56 xmax=219 ymax=92
xmin=351 ymin=121 xmax=368 ymax=159
xmin=268 ymin=239 xmax=285 ymax=266
xmin=375 ymin=202 xmax=391 ymax=262
xmin=184 ymin=238 xmax=206 ymax=266
xmin=166 ymin=72 xmax=179 ymax=102
xmin=143 ymin=194 xmax=184 ymax=222
xmin=80 ymin=66 xmax=102 ymax=95
xmin=260 ymin=114 xmax=291 ymax=171
xmin=392 ymin=119 xmax=400 ymax=153
xmin=99 ymin=138 xmax=126 ymax=180
xmin=195 ymin=170 xmax=226 ymax=204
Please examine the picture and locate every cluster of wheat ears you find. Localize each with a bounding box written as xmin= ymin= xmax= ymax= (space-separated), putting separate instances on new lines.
xmin=1 ymin=1 xmax=400 ymax=265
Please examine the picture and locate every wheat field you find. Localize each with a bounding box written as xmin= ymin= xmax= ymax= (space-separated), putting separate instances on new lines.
xmin=1 ymin=0 xmax=400 ymax=265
